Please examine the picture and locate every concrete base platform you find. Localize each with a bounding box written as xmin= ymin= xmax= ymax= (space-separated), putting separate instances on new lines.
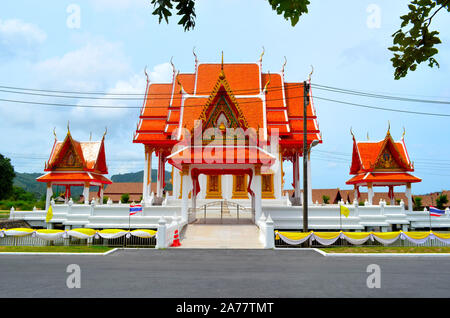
xmin=177 ymin=224 xmax=264 ymax=249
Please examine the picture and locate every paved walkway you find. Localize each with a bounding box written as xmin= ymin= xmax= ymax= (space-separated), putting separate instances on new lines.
xmin=178 ymin=224 xmax=264 ymax=249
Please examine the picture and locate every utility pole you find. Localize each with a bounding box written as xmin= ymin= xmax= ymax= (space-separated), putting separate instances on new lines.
xmin=303 ymin=81 xmax=310 ymax=233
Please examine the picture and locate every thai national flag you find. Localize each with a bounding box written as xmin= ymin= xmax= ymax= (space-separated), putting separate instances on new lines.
xmin=429 ymin=206 xmax=445 ymax=217
xmin=129 ymin=204 xmax=143 ymax=216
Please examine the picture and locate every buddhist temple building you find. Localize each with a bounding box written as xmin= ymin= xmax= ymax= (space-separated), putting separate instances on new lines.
xmin=346 ymin=127 xmax=421 ymax=212
xmin=36 ymin=127 xmax=112 ymax=210
xmin=133 ymin=52 xmax=322 ymax=223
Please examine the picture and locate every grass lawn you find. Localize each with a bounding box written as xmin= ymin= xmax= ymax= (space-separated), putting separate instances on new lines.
xmin=321 ymin=246 xmax=450 ymax=253
xmin=0 ymin=211 xmax=9 ymax=219
xmin=0 ymin=246 xmax=114 ymax=253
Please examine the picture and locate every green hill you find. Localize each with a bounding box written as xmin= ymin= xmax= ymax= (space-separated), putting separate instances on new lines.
xmin=13 ymin=172 xmax=46 ymax=199
xmin=14 ymin=169 xmax=173 ymax=198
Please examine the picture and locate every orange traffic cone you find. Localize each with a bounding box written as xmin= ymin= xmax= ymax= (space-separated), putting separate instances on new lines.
xmin=171 ymin=229 xmax=181 ymax=247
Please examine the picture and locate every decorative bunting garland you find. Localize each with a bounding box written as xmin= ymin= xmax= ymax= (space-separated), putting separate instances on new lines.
xmin=0 ymin=228 xmax=157 ymax=241
xmin=275 ymin=231 xmax=450 ymax=246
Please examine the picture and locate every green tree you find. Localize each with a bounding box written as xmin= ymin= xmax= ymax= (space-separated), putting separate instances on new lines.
xmin=436 ymin=193 xmax=448 ymax=210
xmin=0 ymin=154 xmax=15 ymax=200
xmin=149 ymin=0 xmax=310 ymax=31
xmin=389 ymin=0 xmax=450 ymax=79
xmin=121 ymin=193 xmax=130 ymax=204
xmin=413 ymin=196 xmax=423 ymax=211
xmin=149 ymin=0 xmax=449 ymax=80
xmin=322 ymin=195 xmax=330 ymax=204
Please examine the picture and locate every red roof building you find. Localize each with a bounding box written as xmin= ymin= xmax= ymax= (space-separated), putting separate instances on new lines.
xmin=133 ymin=52 xmax=322 ymax=221
xmin=346 ymin=127 xmax=421 ymax=212
xmin=37 ymin=127 xmax=112 ymax=210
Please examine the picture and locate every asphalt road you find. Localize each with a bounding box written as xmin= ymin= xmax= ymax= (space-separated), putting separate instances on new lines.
xmin=0 ymin=249 xmax=449 ymax=298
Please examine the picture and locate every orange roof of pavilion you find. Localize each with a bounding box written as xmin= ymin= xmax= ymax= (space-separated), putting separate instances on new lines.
xmin=36 ymin=130 xmax=112 ymax=185
xmin=133 ymin=57 xmax=322 ymax=159
xmin=346 ymin=129 xmax=421 ymax=186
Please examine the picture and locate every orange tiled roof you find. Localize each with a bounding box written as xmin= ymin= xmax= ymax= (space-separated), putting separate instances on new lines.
xmin=133 ymin=59 xmax=322 ymax=155
xmin=346 ymin=172 xmax=421 ymax=185
xmin=38 ymin=131 xmax=111 ymax=184
xmin=36 ymin=172 xmax=112 ymax=184
xmin=347 ymin=130 xmax=420 ymax=186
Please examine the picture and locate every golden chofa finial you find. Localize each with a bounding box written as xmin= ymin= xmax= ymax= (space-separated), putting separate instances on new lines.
xmin=144 ymin=65 xmax=149 ymax=83
xmin=281 ymin=56 xmax=287 ymax=73
xmin=170 ymin=56 xmax=176 ymax=75
xmin=102 ymin=127 xmax=107 ymax=139
xmin=259 ymin=46 xmax=265 ymax=63
xmin=263 ymin=71 xmax=271 ymax=93
xmin=176 ymin=71 xmax=184 ymax=94
xmin=53 ymin=127 xmax=57 ymax=141
xmin=367 ymin=132 xmax=369 ymax=140
xmin=221 ymin=51 xmax=224 ymax=70
xmin=308 ymin=65 xmax=314 ymax=83
xmin=387 ymin=120 xmax=391 ymax=134
xmin=350 ymin=127 xmax=355 ymax=140
xmin=192 ymin=46 xmax=198 ymax=64
xmin=67 ymin=121 xmax=70 ymax=134
xmin=402 ymin=126 xmax=406 ymax=139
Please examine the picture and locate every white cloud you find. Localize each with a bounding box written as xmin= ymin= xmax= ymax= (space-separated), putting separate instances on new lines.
xmin=148 ymin=62 xmax=173 ymax=83
xmin=33 ymin=40 xmax=130 ymax=91
xmin=0 ymin=19 xmax=47 ymax=59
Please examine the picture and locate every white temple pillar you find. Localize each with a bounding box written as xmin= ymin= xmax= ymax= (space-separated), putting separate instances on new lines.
xmin=253 ymin=167 xmax=262 ymax=222
xmin=45 ymin=182 xmax=53 ymax=211
xmin=156 ymin=152 xmax=164 ymax=198
xmin=307 ymin=151 xmax=313 ymax=205
xmin=191 ymin=173 xmax=197 ymax=210
xmin=83 ymin=182 xmax=90 ymax=205
xmin=367 ymin=183 xmax=374 ymax=205
xmin=143 ymin=148 xmax=152 ymax=203
xmin=406 ymin=183 xmax=412 ymax=213
xmin=181 ymin=166 xmax=191 ymax=222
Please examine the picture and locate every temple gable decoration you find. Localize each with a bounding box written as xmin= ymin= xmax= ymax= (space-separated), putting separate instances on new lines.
xmin=198 ymin=69 xmax=249 ymax=131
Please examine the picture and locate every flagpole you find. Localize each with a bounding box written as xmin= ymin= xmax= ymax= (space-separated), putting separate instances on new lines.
xmin=339 ymin=206 xmax=342 ymax=231
xmin=428 ymin=208 xmax=431 ymax=232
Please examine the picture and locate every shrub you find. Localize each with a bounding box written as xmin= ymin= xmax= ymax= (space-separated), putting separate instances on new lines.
xmin=103 ymin=196 xmax=109 ymax=204
xmin=436 ymin=193 xmax=448 ymax=210
xmin=322 ymin=195 xmax=330 ymax=204
xmin=414 ymin=197 xmax=423 ymax=211
xmin=121 ymin=193 xmax=130 ymax=203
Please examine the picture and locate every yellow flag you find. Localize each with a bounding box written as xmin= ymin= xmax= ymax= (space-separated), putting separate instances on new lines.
xmin=45 ymin=205 xmax=53 ymax=223
xmin=340 ymin=205 xmax=350 ymax=218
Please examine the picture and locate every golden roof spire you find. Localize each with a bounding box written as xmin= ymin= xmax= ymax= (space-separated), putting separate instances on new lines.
xmin=264 ymin=71 xmax=271 ymax=93
xmin=259 ymin=46 xmax=265 ymax=63
xmin=53 ymin=127 xmax=57 ymax=141
xmin=281 ymin=56 xmax=287 ymax=73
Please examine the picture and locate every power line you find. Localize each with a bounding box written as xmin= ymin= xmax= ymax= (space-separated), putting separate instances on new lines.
xmin=311 ymin=83 xmax=450 ymax=105
xmin=313 ymin=95 xmax=450 ymax=118
xmin=2 ymin=81 xmax=450 ymax=104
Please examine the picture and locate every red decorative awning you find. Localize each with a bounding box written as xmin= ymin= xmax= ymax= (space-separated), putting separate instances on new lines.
xmin=167 ymin=146 xmax=276 ymax=170
xmin=346 ymin=172 xmax=421 ymax=186
xmin=36 ymin=172 xmax=112 ymax=185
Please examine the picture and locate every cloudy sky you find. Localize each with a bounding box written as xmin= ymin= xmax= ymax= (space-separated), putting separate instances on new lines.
xmin=0 ymin=0 xmax=449 ymax=194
